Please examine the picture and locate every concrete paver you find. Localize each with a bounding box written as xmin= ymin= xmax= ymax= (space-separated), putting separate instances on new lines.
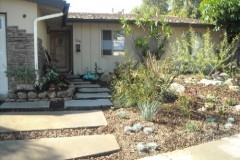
xmin=0 ymin=101 xmax=49 ymax=110
xmin=0 ymin=110 xmax=107 ymax=132
xmin=76 ymin=93 xmax=112 ymax=99
xmin=0 ymin=134 xmax=120 ymax=160
xmin=75 ymin=84 xmax=101 ymax=88
xmin=79 ymin=88 xmax=110 ymax=93
xmin=140 ymin=134 xmax=240 ymax=160
xmin=65 ymin=99 xmax=112 ymax=108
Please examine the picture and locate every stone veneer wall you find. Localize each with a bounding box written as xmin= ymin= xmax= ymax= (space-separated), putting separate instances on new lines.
xmin=6 ymin=26 xmax=45 ymax=93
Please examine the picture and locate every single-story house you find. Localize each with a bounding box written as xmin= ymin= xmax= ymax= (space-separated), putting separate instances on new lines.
xmin=0 ymin=0 xmax=222 ymax=99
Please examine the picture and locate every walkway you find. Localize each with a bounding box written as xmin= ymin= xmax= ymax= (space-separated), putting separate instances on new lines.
xmin=0 ymin=76 xmax=119 ymax=160
xmin=140 ymin=134 xmax=240 ymax=160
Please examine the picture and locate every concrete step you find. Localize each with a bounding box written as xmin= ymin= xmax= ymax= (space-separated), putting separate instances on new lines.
xmin=75 ymin=93 xmax=112 ymax=99
xmin=0 ymin=110 xmax=107 ymax=133
xmin=65 ymin=99 xmax=112 ymax=109
xmin=68 ymin=78 xmax=83 ymax=82
xmin=75 ymin=84 xmax=101 ymax=88
xmin=78 ymin=88 xmax=110 ymax=93
xmin=70 ymin=81 xmax=91 ymax=85
xmin=0 ymin=134 xmax=120 ymax=160
xmin=0 ymin=101 xmax=50 ymax=110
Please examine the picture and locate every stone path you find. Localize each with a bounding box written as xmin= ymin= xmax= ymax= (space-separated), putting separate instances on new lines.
xmin=0 ymin=135 xmax=120 ymax=160
xmin=75 ymin=93 xmax=112 ymax=99
xmin=0 ymin=101 xmax=49 ymax=110
xmin=140 ymin=134 xmax=240 ymax=160
xmin=0 ymin=77 xmax=118 ymax=159
xmin=0 ymin=110 xmax=107 ymax=132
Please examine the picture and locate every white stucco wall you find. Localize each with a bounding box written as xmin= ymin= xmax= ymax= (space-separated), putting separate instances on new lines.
xmin=0 ymin=0 xmax=37 ymax=33
xmin=72 ymin=22 xmax=222 ymax=75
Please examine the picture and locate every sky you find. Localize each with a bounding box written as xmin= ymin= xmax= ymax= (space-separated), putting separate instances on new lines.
xmin=66 ymin=0 xmax=142 ymax=13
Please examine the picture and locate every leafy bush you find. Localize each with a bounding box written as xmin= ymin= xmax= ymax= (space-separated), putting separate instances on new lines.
xmin=176 ymin=95 xmax=193 ymax=117
xmin=185 ymin=120 xmax=201 ymax=132
xmin=138 ymin=101 xmax=160 ymax=121
xmin=5 ymin=65 xmax=36 ymax=84
xmin=112 ymin=55 xmax=174 ymax=108
xmin=172 ymin=29 xmax=239 ymax=75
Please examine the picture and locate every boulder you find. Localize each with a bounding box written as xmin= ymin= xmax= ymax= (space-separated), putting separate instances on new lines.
xmin=38 ymin=92 xmax=47 ymax=99
xmin=17 ymin=92 xmax=27 ymax=99
xmin=169 ymin=83 xmax=185 ymax=95
xmin=8 ymin=91 xmax=16 ymax=99
xmin=100 ymin=73 xmax=112 ymax=82
xmin=47 ymin=91 xmax=56 ymax=99
xmin=28 ymin=91 xmax=37 ymax=99
xmin=57 ymin=91 xmax=68 ymax=98
xmin=198 ymin=79 xmax=222 ymax=86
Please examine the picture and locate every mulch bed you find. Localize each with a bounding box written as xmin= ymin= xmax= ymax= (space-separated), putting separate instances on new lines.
xmin=0 ymin=76 xmax=240 ymax=160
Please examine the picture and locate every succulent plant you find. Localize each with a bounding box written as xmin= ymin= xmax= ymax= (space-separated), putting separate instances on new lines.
xmin=132 ymin=123 xmax=143 ymax=132
xmin=143 ymin=127 xmax=154 ymax=134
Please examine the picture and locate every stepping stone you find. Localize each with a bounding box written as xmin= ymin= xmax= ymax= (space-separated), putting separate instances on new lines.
xmin=70 ymin=81 xmax=91 ymax=85
xmin=79 ymin=88 xmax=110 ymax=93
xmin=75 ymin=84 xmax=101 ymax=88
xmin=76 ymin=93 xmax=112 ymax=99
xmin=0 ymin=110 xmax=107 ymax=132
xmin=0 ymin=101 xmax=49 ymax=110
xmin=65 ymin=99 xmax=112 ymax=109
xmin=0 ymin=134 xmax=120 ymax=160
xmin=67 ymin=75 xmax=80 ymax=79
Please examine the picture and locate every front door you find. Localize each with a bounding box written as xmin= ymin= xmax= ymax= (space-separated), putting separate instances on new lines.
xmin=50 ymin=31 xmax=70 ymax=72
xmin=0 ymin=14 xmax=8 ymax=98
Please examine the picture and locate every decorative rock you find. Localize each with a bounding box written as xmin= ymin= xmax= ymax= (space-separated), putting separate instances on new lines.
xmin=63 ymin=97 xmax=72 ymax=101
xmin=136 ymin=143 xmax=146 ymax=152
xmin=38 ymin=92 xmax=47 ymax=99
xmin=198 ymin=79 xmax=222 ymax=86
xmin=27 ymin=91 xmax=37 ymax=99
xmin=224 ymin=123 xmax=233 ymax=130
xmin=219 ymin=72 xmax=229 ymax=78
xmin=204 ymin=103 xmax=216 ymax=110
xmin=146 ymin=142 xmax=158 ymax=150
xmin=100 ymin=73 xmax=112 ymax=82
xmin=169 ymin=83 xmax=185 ymax=95
xmin=57 ymin=91 xmax=68 ymax=98
xmin=234 ymin=105 xmax=240 ymax=112
xmin=47 ymin=92 xmax=56 ymax=99
xmin=67 ymin=88 xmax=74 ymax=97
xmin=124 ymin=126 xmax=133 ymax=133
xmin=227 ymin=117 xmax=235 ymax=123
xmin=8 ymin=91 xmax=16 ymax=99
xmin=229 ymin=86 xmax=240 ymax=92
xmin=224 ymin=78 xmax=238 ymax=87
xmin=132 ymin=123 xmax=143 ymax=132
xmin=118 ymin=111 xmax=128 ymax=119
xmin=143 ymin=127 xmax=154 ymax=134
xmin=17 ymin=92 xmax=27 ymax=99
xmin=198 ymin=107 xmax=206 ymax=112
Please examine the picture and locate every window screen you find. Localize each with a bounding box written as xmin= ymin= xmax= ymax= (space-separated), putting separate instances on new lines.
xmin=102 ymin=30 xmax=113 ymax=55
xmin=0 ymin=19 xmax=2 ymax=29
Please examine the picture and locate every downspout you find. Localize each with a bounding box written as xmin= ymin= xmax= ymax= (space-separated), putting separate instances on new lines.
xmin=34 ymin=12 xmax=64 ymax=84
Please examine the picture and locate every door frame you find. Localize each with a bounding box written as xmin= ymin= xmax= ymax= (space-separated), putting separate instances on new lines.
xmin=0 ymin=13 xmax=8 ymax=99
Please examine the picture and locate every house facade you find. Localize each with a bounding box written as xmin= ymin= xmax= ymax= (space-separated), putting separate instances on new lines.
xmin=0 ymin=0 xmax=222 ymax=99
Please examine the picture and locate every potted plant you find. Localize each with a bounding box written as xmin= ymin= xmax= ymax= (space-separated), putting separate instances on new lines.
xmin=5 ymin=65 xmax=36 ymax=90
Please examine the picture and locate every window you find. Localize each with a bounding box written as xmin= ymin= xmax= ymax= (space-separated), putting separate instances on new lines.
xmin=102 ymin=30 xmax=125 ymax=56
xmin=0 ymin=19 xmax=2 ymax=29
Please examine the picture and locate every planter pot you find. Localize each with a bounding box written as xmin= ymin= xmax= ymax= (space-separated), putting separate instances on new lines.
xmin=17 ymin=84 xmax=34 ymax=91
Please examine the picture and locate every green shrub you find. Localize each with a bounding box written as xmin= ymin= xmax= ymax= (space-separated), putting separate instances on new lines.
xmin=138 ymin=101 xmax=160 ymax=121
xmin=185 ymin=120 xmax=201 ymax=132
xmin=172 ymin=29 xmax=239 ymax=75
xmin=176 ymin=95 xmax=193 ymax=117
xmin=5 ymin=65 xmax=36 ymax=84
xmin=225 ymin=99 xmax=237 ymax=106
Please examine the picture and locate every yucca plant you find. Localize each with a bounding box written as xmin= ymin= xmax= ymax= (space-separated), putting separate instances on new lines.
xmin=138 ymin=101 xmax=160 ymax=121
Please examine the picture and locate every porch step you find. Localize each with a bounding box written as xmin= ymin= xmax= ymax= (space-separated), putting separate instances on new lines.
xmin=75 ymin=93 xmax=112 ymax=99
xmin=0 ymin=135 xmax=120 ymax=160
xmin=0 ymin=110 xmax=107 ymax=133
xmin=68 ymin=78 xmax=83 ymax=82
xmin=75 ymin=84 xmax=101 ymax=88
xmin=64 ymin=99 xmax=112 ymax=109
xmin=78 ymin=88 xmax=110 ymax=93
xmin=0 ymin=101 xmax=50 ymax=110
xmin=70 ymin=81 xmax=91 ymax=85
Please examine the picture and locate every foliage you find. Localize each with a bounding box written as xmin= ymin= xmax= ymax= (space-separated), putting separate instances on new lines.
xmin=94 ymin=62 xmax=102 ymax=74
xmin=38 ymin=70 xmax=69 ymax=91
xmin=172 ymin=29 xmax=239 ymax=75
xmin=225 ymin=99 xmax=237 ymax=106
xmin=133 ymin=0 xmax=169 ymax=15
xmin=200 ymin=0 xmax=240 ymax=41
xmin=5 ymin=65 xmax=36 ymax=84
xmin=138 ymin=101 xmax=160 ymax=121
xmin=121 ymin=9 xmax=172 ymax=62
xmin=185 ymin=120 xmax=201 ymax=132
xmin=169 ymin=0 xmax=201 ymax=18
xmin=112 ymin=55 xmax=175 ymax=108
xmin=176 ymin=95 xmax=193 ymax=117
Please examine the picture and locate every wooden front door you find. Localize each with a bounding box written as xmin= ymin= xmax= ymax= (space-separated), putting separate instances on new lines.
xmin=50 ymin=31 xmax=70 ymax=72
